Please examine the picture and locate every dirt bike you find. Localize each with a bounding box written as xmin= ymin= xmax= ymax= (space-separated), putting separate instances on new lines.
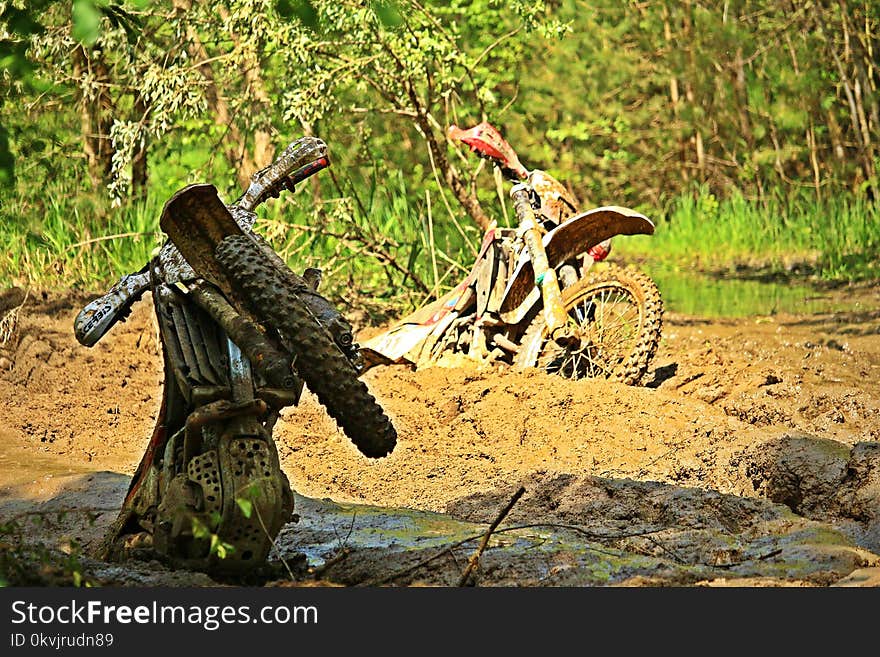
xmin=360 ymin=122 xmax=663 ymax=385
xmin=74 ymin=137 xmax=397 ymax=573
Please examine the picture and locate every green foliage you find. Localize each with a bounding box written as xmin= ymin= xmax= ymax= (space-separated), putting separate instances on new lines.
xmin=0 ymin=0 xmax=877 ymax=307
xmin=0 ymin=175 xmax=163 ymax=289
xmin=618 ymin=187 xmax=880 ymax=282
xmin=5 ymin=0 xmax=880 ymax=203
xmin=71 ymin=0 xmax=104 ymax=46
xmin=191 ymin=514 xmax=235 ymax=560
xmin=235 ymin=497 xmax=254 ymax=519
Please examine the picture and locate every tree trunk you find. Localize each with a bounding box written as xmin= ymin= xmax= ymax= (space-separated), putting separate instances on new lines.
xmin=172 ymin=0 xmax=256 ymax=188
xmin=217 ymin=4 xmax=275 ymax=170
xmin=733 ymin=46 xmax=753 ymax=149
xmin=404 ymin=83 xmax=489 ymax=231
xmin=840 ymin=0 xmax=877 ymax=188
xmin=682 ymin=2 xmax=706 ymax=183
xmin=663 ymin=3 xmax=688 ymax=184
xmin=817 ymin=1 xmax=875 ymax=187
xmin=131 ymin=95 xmax=149 ymax=197
xmin=807 ymin=120 xmax=822 ymax=201
xmin=73 ymin=45 xmax=114 ymax=190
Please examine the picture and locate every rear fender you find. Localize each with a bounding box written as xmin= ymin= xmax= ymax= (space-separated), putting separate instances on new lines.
xmin=498 ymin=206 xmax=654 ymax=325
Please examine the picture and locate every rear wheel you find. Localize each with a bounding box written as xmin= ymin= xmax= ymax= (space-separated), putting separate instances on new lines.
xmin=516 ymin=265 xmax=662 ymax=385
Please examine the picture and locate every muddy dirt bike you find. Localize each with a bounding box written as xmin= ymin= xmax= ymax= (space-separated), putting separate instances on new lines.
xmin=74 ymin=137 xmax=396 ymax=573
xmin=361 ymin=122 xmax=663 ymax=385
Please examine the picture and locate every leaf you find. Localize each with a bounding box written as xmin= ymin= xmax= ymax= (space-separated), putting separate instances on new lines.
xmin=372 ymin=1 xmax=403 ymax=28
xmin=103 ymin=3 xmax=143 ymax=46
xmin=276 ymin=0 xmax=318 ymax=29
xmin=5 ymin=7 xmax=44 ymax=37
xmin=210 ymin=534 xmax=227 ymax=559
xmin=72 ymin=0 xmax=103 ymax=46
xmin=191 ymin=516 xmax=210 ymax=539
xmin=236 ymin=497 xmax=254 ymax=519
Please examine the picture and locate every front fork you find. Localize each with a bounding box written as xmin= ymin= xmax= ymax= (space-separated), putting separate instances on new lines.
xmin=510 ymin=184 xmax=573 ymax=344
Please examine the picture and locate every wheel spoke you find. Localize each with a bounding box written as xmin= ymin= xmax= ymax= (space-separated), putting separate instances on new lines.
xmin=597 ymin=306 xmax=638 ymax=335
xmin=533 ymin=276 xmax=655 ymax=382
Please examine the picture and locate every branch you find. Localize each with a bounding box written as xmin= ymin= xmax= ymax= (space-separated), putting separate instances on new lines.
xmin=359 ymin=520 xmax=667 ymax=586
xmin=458 ymin=486 xmax=525 ymax=586
xmin=349 ymin=107 xmax=418 ymax=118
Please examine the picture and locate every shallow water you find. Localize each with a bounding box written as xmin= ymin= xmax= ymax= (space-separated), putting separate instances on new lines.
xmin=639 ymin=264 xmax=867 ymax=317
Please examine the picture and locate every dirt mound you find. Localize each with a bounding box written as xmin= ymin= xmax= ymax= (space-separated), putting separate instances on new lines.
xmin=1 ymin=285 xmax=879 ymax=586
xmin=0 ymin=291 xmax=159 ymax=469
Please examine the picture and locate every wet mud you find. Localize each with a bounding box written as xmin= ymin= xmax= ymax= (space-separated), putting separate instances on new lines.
xmin=1 ymin=284 xmax=879 ymax=586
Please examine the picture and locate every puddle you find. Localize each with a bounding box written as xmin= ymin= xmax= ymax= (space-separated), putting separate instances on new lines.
xmin=279 ymin=495 xmax=501 ymax=566
xmin=636 ymin=264 xmax=868 ymax=318
xmin=0 ymin=431 xmax=94 ymax=491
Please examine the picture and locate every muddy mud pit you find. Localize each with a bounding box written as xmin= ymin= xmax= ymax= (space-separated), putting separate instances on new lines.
xmin=1 ymin=284 xmax=879 ymax=587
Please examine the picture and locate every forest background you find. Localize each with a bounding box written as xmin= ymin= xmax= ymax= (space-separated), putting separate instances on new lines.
xmin=1 ymin=0 xmax=877 ymax=318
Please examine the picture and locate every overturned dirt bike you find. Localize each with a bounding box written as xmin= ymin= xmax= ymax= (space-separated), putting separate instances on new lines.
xmin=361 ymin=122 xmax=663 ymax=385
xmin=74 ymin=137 xmax=396 ymax=573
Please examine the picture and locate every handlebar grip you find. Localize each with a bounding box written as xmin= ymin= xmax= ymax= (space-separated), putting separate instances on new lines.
xmin=289 ymin=155 xmax=330 ymax=186
xmin=235 ymin=136 xmax=329 ymax=212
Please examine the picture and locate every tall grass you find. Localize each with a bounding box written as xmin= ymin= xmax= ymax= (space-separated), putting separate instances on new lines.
xmin=0 ymin=175 xmax=876 ymax=322
xmin=0 ymin=179 xmax=164 ymax=290
xmin=252 ymin=168 xmax=480 ymax=320
xmin=618 ymin=188 xmax=879 ymax=281
xmin=0 ymin=169 xmax=481 ymax=322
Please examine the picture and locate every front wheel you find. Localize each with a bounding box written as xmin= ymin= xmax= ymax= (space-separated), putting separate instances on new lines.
xmin=515 ymin=265 xmax=663 ymax=385
xmin=215 ymin=235 xmax=397 ymax=458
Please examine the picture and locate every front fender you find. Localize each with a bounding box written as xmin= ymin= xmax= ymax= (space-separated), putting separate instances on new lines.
xmin=498 ymin=206 xmax=654 ymax=325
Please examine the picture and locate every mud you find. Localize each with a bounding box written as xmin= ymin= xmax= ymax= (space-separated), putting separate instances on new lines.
xmin=1 ymin=283 xmax=879 ymax=586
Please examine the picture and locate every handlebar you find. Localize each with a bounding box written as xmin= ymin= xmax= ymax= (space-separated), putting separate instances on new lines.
xmin=235 ymin=136 xmax=329 ymax=212
xmin=288 ymin=155 xmax=330 ymax=186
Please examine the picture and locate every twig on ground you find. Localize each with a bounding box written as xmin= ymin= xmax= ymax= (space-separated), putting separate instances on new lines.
xmin=509 ymin=523 xmax=667 ymax=541
xmin=700 ymin=547 xmax=784 ymax=569
xmin=332 ymin=510 xmax=357 ymax=551
xmin=359 ymin=541 xmax=464 ymax=587
xmin=312 ymin=548 xmax=351 ymax=581
xmin=458 ymin=486 xmax=525 ymax=586
xmin=646 ymin=535 xmax=688 ymax=564
xmin=252 ymin=504 xmax=296 ymax=581
xmin=359 ymin=520 xmax=668 ymax=586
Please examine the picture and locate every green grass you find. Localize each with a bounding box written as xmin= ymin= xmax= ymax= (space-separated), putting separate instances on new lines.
xmin=0 ymin=168 xmax=481 ymax=323
xmin=617 ymin=188 xmax=880 ymax=281
xmin=0 ymin=174 xmax=876 ymax=323
xmin=0 ymin=179 xmax=164 ymax=291
xmin=251 ymin=167 xmax=480 ymax=320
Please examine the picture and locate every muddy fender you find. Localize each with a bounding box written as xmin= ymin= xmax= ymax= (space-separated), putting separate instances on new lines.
xmin=498 ymin=206 xmax=655 ymax=325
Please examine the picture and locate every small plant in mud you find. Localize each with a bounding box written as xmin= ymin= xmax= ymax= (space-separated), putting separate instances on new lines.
xmin=190 ymin=513 xmax=236 ymax=561
xmin=0 ymin=287 xmax=27 ymax=358
xmin=0 ymin=514 xmax=92 ymax=587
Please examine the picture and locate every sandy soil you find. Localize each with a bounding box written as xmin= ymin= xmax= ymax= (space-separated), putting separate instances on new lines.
xmin=1 ymin=284 xmax=879 ymax=587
